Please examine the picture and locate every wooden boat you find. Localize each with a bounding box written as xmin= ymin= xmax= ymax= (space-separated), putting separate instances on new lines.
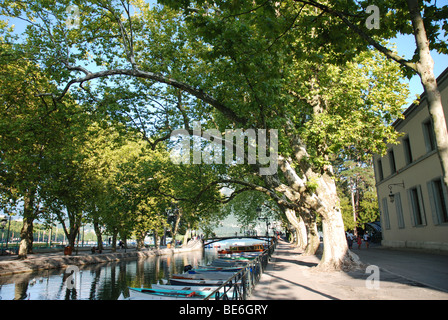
xmin=163 ymin=278 xmax=237 ymax=286
xmin=217 ymin=244 xmax=265 ymax=255
xmin=192 ymin=266 xmax=243 ymax=272
xmin=152 ymin=284 xmax=220 ymax=292
xmin=152 ymin=284 xmax=236 ymax=299
xmin=208 ymin=259 xmax=250 ymax=267
xmin=171 ymin=272 xmax=234 ymax=280
xmin=126 ymin=287 xmax=212 ymax=300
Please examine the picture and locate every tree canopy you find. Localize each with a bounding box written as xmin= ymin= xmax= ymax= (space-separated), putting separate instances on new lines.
xmin=1 ymin=0 xmax=444 ymax=269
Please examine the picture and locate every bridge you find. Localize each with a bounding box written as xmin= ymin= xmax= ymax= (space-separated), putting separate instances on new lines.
xmin=203 ymin=236 xmax=274 ymax=247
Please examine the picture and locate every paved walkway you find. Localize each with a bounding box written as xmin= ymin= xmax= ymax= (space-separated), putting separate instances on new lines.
xmin=249 ymin=240 xmax=448 ymax=300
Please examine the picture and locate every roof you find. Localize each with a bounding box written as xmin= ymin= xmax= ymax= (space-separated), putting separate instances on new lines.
xmin=392 ymin=66 xmax=448 ymax=129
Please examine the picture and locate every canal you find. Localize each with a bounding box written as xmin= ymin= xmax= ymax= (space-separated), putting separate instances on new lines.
xmin=0 ymin=249 xmax=218 ymax=300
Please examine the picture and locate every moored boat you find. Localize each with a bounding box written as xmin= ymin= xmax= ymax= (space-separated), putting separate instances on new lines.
xmin=191 ymin=266 xmax=243 ymax=272
xmin=163 ymin=278 xmax=239 ymax=286
xmin=171 ymin=272 xmax=234 ymax=280
xmin=125 ymin=287 xmax=212 ymax=300
xmin=217 ymin=244 xmax=265 ymax=255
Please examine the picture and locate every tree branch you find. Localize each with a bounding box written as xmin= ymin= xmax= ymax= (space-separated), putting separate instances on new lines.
xmin=293 ymin=0 xmax=417 ymax=72
xmin=55 ymin=68 xmax=247 ymax=125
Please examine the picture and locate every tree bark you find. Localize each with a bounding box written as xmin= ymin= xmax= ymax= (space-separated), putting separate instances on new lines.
xmin=171 ymin=208 xmax=183 ymax=248
xmin=18 ymin=189 xmax=37 ymax=259
xmin=314 ymin=173 xmax=353 ymax=270
xmin=93 ymin=220 xmax=104 ymax=251
xmin=111 ymin=229 xmax=118 ymax=252
xmin=284 ymin=207 xmax=307 ymax=249
xmin=136 ymin=231 xmax=145 ymax=250
xmin=304 ymin=212 xmax=320 ymax=256
xmin=153 ymin=230 xmax=160 ymax=250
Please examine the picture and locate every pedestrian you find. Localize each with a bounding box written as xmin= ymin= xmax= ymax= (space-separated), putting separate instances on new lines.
xmin=357 ymin=235 xmax=362 ymax=249
xmin=346 ymin=231 xmax=354 ymax=249
xmin=363 ymin=232 xmax=370 ymax=249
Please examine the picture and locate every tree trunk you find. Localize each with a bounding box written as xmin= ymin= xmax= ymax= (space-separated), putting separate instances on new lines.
xmin=407 ymin=0 xmax=448 ymax=188
xmin=93 ymin=220 xmax=103 ymax=251
xmin=350 ymin=188 xmax=358 ymax=237
xmin=18 ymin=217 xmax=34 ymax=259
xmin=18 ymin=189 xmax=36 ymax=259
xmin=153 ymin=230 xmax=160 ymax=250
xmin=183 ymin=227 xmax=191 ymax=247
xmin=315 ymin=174 xmax=353 ymax=270
xmin=136 ymin=231 xmax=145 ymax=251
xmin=304 ymin=213 xmax=320 ymax=256
xmin=284 ymin=207 xmax=307 ymax=249
xmin=171 ymin=208 xmax=183 ymax=248
xmin=67 ymin=225 xmax=79 ymax=251
xmin=112 ymin=229 xmax=118 ymax=252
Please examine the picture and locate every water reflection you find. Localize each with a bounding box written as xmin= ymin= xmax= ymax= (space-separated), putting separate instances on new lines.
xmin=0 ymin=249 xmax=218 ymax=300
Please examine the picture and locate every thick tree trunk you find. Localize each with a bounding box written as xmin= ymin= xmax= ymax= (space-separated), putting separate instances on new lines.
xmin=171 ymin=208 xmax=183 ymax=248
xmin=304 ymin=214 xmax=320 ymax=256
xmin=314 ymin=174 xmax=354 ymax=270
xmin=18 ymin=217 xmax=34 ymax=259
xmin=111 ymin=229 xmax=118 ymax=252
xmin=136 ymin=231 xmax=146 ymax=250
xmin=407 ymin=0 xmax=448 ymax=188
xmin=153 ymin=230 xmax=160 ymax=250
xmin=93 ymin=220 xmax=103 ymax=251
xmin=284 ymin=207 xmax=307 ymax=249
xmin=18 ymin=189 xmax=36 ymax=259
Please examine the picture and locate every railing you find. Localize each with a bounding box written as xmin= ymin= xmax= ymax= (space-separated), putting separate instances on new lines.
xmin=203 ymin=237 xmax=277 ymax=300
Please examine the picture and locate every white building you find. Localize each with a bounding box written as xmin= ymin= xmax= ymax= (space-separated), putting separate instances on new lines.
xmin=373 ymin=67 xmax=448 ymax=252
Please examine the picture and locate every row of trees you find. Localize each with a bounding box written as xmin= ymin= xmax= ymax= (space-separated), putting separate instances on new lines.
xmin=0 ymin=31 xmax=224 ymax=258
xmin=1 ymin=0 xmax=446 ymax=270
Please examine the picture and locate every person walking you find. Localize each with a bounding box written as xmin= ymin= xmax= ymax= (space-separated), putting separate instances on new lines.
xmin=357 ymin=235 xmax=362 ymax=249
xmin=363 ymin=232 xmax=370 ymax=249
xmin=346 ymin=231 xmax=354 ymax=249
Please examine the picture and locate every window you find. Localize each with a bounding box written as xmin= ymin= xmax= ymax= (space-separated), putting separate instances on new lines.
xmin=427 ymin=178 xmax=448 ymax=224
xmin=388 ymin=149 xmax=396 ymax=174
xmin=403 ymin=136 xmax=413 ymax=165
xmin=394 ymin=193 xmax=405 ymax=229
xmin=381 ymin=198 xmax=391 ymax=230
xmin=377 ymin=159 xmax=384 ymax=181
xmin=422 ymin=119 xmax=436 ymax=152
xmin=407 ymin=186 xmax=427 ymax=226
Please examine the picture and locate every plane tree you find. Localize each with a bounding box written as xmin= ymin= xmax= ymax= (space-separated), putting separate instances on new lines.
xmin=0 ymin=0 xmax=409 ymax=269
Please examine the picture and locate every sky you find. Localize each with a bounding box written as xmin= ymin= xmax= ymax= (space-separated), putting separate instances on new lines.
xmin=393 ymin=33 xmax=448 ymax=104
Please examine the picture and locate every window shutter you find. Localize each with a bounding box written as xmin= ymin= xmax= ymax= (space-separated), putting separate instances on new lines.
xmin=394 ymin=193 xmax=405 ymax=229
xmin=407 ymin=189 xmax=416 ymax=227
xmin=381 ymin=198 xmax=390 ymax=230
xmin=417 ymin=185 xmax=427 ymax=226
xmin=427 ymin=181 xmax=441 ymax=225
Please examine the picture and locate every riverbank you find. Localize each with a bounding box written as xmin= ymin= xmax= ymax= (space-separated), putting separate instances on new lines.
xmin=0 ymin=240 xmax=203 ymax=277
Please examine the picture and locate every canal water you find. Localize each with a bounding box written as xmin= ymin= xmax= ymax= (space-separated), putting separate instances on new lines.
xmin=0 ymin=249 xmax=219 ymax=300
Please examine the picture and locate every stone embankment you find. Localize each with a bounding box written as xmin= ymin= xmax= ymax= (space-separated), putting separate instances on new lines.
xmin=0 ymin=240 xmax=203 ymax=277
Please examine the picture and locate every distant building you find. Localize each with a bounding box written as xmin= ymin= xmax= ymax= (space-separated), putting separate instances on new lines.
xmin=373 ymin=67 xmax=448 ymax=252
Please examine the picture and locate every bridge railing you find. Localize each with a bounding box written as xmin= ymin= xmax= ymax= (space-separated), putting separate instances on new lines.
xmin=203 ymin=237 xmax=277 ymax=300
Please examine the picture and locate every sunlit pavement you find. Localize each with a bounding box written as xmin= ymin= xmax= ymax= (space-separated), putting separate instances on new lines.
xmin=249 ymin=240 xmax=448 ymax=300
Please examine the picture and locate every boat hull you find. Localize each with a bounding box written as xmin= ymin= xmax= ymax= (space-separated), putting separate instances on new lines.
xmin=172 ymin=272 xmax=234 ymax=280
xmin=125 ymin=287 xmax=210 ymax=300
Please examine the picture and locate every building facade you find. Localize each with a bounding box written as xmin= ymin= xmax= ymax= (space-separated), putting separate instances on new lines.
xmin=373 ymin=67 xmax=448 ymax=252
